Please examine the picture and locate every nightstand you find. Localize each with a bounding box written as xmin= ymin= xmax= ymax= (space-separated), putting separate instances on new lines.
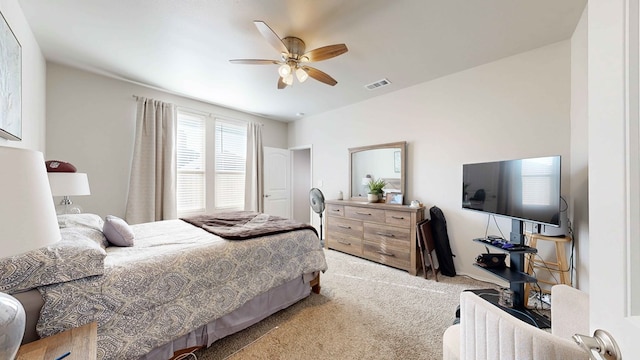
xmin=16 ymin=322 xmax=97 ymax=360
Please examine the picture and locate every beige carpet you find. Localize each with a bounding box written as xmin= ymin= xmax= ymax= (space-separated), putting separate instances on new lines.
xmin=194 ymin=249 xmax=494 ymax=360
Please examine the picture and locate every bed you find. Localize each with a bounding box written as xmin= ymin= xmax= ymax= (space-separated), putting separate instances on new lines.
xmin=2 ymin=212 xmax=327 ymax=359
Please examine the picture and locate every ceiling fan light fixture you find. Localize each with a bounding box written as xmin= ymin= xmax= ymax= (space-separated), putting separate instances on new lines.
xmin=295 ymin=67 xmax=309 ymax=82
xmin=283 ymin=73 xmax=294 ymax=86
xmin=229 ymin=21 xmax=348 ymax=89
xmin=278 ymin=64 xmax=291 ymax=77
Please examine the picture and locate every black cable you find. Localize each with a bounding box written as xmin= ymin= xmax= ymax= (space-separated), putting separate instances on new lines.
xmin=559 ymin=196 xmax=575 ymax=286
xmin=507 ymin=307 xmax=540 ymax=328
xmin=566 ymin=217 xmax=576 ymax=286
xmin=532 ymin=252 xmax=561 ymax=284
xmin=491 ymin=215 xmax=507 ymax=240
xmin=528 ymin=266 xmax=543 ymax=311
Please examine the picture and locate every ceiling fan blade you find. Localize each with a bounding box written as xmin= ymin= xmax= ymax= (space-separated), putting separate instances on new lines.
xmin=254 ymin=20 xmax=289 ymax=54
xmin=301 ymin=66 xmax=338 ymax=86
xmin=277 ymin=76 xmax=288 ymax=89
xmin=229 ymin=59 xmax=280 ymax=65
xmin=302 ymin=44 xmax=348 ymax=62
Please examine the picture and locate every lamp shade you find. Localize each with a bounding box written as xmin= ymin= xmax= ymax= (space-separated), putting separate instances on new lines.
xmin=295 ymin=67 xmax=309 ymax=82
xmin=47 ymin=173 xmax=91 ymax=196
xmin=278 ymin=63 xmax=291 ymax=77
xmin=0 ymin=147 xmax=61 ymax=258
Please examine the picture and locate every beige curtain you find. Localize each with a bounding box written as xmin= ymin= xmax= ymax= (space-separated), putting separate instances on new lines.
xmin=125 ymin=97 xmax=177 ymax=224
xmin=244 ymin=122 xmax=264 ymax=212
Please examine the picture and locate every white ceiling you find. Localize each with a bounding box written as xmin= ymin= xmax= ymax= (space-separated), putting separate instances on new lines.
xmin=18 ymin=0 xmax=586 ymax=122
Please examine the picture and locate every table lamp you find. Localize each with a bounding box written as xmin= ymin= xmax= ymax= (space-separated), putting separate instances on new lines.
xmin=47 ymin=172 xmax=91 ymax=214
xmin=0 ymin=147 xmax=61 ymax=359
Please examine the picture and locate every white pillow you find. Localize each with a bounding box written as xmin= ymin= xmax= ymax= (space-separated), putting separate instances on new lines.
xmin=103 ymin=215 xmax=135 ymax=247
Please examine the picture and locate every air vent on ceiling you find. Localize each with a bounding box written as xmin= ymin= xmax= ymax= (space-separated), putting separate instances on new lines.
xmin=365 ymin=78 xmax=391 ymax=90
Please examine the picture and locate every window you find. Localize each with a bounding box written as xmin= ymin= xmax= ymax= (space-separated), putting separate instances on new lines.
xmin=176 ymin=110 xmax=247 ymax=216
xmin=177 ymin=111 xmax=206 ymax=215
xmin=214 ymin=119 xmax=247 ymax=210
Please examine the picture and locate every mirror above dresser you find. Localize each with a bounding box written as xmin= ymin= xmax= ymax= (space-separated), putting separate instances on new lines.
xmin=349 ymin=141 xmax=406 ymax=200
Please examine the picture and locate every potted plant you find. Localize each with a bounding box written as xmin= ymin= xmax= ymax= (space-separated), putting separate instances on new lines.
xmin=367 ymin=178 xmax=387 ymax=202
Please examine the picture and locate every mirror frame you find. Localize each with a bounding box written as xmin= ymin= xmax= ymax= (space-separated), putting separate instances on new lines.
xmin=348 ymin=141 xmax=407 ymax=201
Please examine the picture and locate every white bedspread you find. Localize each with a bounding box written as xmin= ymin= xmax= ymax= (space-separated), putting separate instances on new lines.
xmin=36 ymin=219 xmax=327 ymax=359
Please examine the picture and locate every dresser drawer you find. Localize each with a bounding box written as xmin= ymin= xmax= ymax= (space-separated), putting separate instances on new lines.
xmin=326 ymin=217 xmax=363 ymax=255
xmin=345 ymin=206 xmax=385 ymax=222
xmin=326 ymin=203 xmax=345 ymax=217
xmin=327 ymin=232 xmax=363 ymax=255
xmin=385 ymin=210 xmax=411 ymax=227
xmin=329 ymin=216 xmax=362 ymax=237
xmin=363 ymin=223 xmax=411 ymax=249
xmin=363 ymin=241 xmax=411 ymax=270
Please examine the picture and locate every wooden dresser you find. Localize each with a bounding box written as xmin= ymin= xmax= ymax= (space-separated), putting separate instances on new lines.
xmin=325 ymin=199 xmax=425 ymax=275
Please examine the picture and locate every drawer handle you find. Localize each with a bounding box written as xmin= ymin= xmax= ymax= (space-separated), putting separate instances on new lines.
xmin=391 ymin=216 xmax=405 ymax=220
xmin=376 ymin=232 xmax=395 ymax=237
xmin=338 ymin=240 xmax=352 ymax=246
xmin=356 ymin=212 xmax=372 ymax=216
xmin=338 ymin=225 xmax=351 ymax=229
xmin=332 ymin=209 xmax=342 ymax=212
xmin=376 ymin=250 xmax=395 ymax=257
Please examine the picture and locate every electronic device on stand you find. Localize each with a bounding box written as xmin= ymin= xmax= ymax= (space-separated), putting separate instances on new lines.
xmin=462 ymin=156 xmax=562 ymax=329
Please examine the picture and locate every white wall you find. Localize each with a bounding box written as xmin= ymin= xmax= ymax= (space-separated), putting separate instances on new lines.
xmin=0 ymin=0 xmax=46 ymax=151
xmin=46 ymin=63 xmax=288 ymax=218
xmin=289 ymin=41 xmax=573 ymax=284
xmin=570 ymin=7 xmax=589 ymax=291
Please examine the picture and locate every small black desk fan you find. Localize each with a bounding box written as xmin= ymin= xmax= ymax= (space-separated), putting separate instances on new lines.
xmin=309 ymin=188 xmax=325 ymax=240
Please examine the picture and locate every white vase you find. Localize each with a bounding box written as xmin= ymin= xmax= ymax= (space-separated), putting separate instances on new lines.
xmin=367 ymin=193 xmax=378 ymax=203
xmin=0 ymin=292 xmax=25 ymax=360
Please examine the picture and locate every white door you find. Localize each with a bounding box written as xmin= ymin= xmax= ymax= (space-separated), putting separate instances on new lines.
xmin=587 ymin=0 xmax=640 ymax=357
xmin=263 ymin=147 xmax=291 ymax=218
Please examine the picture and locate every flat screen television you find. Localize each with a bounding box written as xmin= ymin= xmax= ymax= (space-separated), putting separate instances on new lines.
xmin=462 ymin=156 xmax=561 ymax=227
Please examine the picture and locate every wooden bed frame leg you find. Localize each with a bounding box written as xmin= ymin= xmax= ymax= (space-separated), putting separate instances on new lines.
xmin=310 ymin=273 xmax=321 ymax=294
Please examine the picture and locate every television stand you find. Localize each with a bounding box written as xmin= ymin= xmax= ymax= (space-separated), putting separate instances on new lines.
xmin=465 ymin=289 xmax=551 ymax=329
xmin=467 ymin=219 xmax=551 ymax=328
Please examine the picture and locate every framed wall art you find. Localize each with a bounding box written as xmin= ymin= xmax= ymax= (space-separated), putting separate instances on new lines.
xmin=0 ymin=10 xmax=22 ymax=141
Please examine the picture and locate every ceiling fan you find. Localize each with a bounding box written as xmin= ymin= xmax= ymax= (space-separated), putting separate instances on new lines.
xmin=229 ymin=20 xmax=348 ymax=89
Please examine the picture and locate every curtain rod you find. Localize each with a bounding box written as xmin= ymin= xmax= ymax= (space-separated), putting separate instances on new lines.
xmin=132 ymin=94 xmax=211 ymax=117
xmin=132 ymin=94 xmax=264 ymax=125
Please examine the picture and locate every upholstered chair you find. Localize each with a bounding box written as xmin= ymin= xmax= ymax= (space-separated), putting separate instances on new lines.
xmin=443 ymin=285 xmax=589 ymax=360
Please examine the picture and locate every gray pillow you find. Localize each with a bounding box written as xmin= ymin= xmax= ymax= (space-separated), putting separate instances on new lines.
xmin=57 ymin=213 xmax=104 ymax=231
xmin=103 ymin=215 xmax=135 ymax=247
xmin=58 ymin=213 xmax=109 ymax=248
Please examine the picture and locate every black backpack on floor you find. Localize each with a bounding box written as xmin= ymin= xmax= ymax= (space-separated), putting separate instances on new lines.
xmin=429 ymin=206 xmax=457 ymax=277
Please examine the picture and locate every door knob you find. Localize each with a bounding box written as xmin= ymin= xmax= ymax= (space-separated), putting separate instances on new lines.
xmin=264 ymin=194 xmax=271 ymax=198
xmin=573 ymin=329 xmax=621 ymax=360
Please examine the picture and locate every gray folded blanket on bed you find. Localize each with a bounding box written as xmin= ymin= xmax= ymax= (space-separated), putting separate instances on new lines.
xmin=181 ymin=211 xmax=318 ymax=240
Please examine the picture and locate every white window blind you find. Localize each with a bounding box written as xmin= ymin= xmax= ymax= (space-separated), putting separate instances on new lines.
xmin=177 ymin=111 xmax=206 ymax=215
xmin=214 ymin=119 xmax=247 ymax=211
xmin=176 ymin=111 xmax=248 ymax=215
